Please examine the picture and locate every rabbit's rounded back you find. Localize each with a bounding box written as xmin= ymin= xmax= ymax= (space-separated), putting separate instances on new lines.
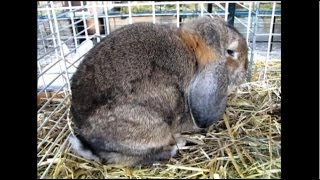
xmin=70 ymin=23 xmax=197 ymax=128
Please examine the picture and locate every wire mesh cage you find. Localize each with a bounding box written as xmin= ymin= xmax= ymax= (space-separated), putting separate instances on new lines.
xmin=37 ymin=1 xmax=281 ymax=178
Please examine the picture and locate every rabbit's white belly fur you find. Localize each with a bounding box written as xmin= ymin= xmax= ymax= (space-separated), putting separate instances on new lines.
xmin=69 ymin=134 xmax=186 ymax=162
xmin=69 ymin=135 xmax=100 ymax=162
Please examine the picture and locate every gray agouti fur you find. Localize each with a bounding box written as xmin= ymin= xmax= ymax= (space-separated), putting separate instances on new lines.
xmin=69 ymin=16 xmax=248 ymax=166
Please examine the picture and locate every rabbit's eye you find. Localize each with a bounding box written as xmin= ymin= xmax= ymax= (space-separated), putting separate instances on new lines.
xmin=227 ymin=49 xmax=234 ymax=57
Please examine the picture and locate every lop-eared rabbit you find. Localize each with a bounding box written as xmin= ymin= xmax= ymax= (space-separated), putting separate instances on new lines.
xmin=69 ymin=16 xmax=248 ymax=166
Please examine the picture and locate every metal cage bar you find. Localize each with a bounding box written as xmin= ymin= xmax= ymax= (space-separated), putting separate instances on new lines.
xmin=263 ymin=2 xmax=277 ymax=81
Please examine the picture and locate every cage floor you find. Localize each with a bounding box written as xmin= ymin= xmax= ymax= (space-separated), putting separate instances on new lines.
xmin=37 ymin=60 xmax=281 ymax=179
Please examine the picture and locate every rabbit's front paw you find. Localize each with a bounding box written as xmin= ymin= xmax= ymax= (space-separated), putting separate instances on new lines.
xmin=170 ymin=135 xmax=186 ymax=157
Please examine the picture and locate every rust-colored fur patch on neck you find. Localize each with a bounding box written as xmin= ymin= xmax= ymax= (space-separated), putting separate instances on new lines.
xmin=179 ymin=29 xmax=216 ymax=66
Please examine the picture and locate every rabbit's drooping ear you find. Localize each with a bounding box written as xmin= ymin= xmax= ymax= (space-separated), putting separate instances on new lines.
xmin=188 ymin=60 xmax=229 ymax=128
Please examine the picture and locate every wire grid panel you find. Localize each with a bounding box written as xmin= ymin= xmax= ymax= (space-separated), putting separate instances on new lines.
xmin=37 ymin=1 xmax=281 ymax=178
